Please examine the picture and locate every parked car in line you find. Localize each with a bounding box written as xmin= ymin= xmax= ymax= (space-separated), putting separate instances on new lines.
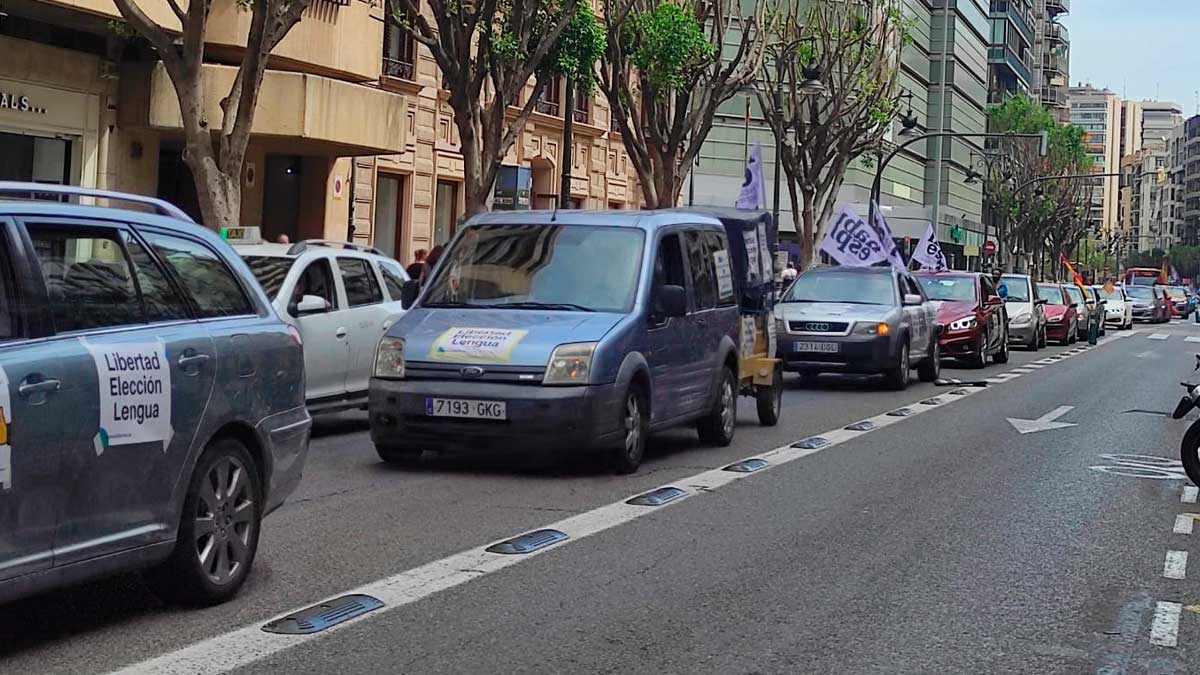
xmin=1164 ymin=285 xmax=1193 ymax=318
xmin=1000 ymin=274 xmax=1046 ymax=351
xmin=1083 ymin=286 xmax=1108 ymax=337
xmin=1093 ymin=284 xmax=1133 ymax=329
xmin=233 ymin=232 xmax=412 ymax=414
xmin=1125 ymin=284 xmax=1168 ymax=323
xmin=370 ymin=210 xmax=749 ymax=475
xmin=0 ymin=182 xmax=311 ymax=607
xmin=775 ymin=266 xmax=940 ymax=389
xmin=916 ymin=271 xmax=1009 ymax=368
xmin=1037 ymin=283 xmax=1078 ymax=345
xmin=1062 ymin=285 xmax=1090 ymax=339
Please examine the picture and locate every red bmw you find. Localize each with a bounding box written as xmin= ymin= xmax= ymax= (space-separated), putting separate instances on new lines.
xmin=916 ymin=271 xmax=1009 ymax=368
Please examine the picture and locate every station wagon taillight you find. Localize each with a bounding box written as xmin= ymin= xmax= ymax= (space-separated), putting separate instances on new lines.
xmin=287 ymin=325 xmax=303 ymax=348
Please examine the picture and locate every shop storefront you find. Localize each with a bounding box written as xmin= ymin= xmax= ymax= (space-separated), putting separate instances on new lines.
xmin=0 ymin=75 xmax=101 ymax=189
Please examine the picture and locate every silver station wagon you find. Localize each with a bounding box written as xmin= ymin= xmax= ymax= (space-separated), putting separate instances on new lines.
xmin=0 ymin=183 xmax=311 ymax=607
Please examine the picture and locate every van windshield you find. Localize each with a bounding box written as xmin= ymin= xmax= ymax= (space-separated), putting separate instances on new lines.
xmin=421 ymin=224 xmax=645 ymax=313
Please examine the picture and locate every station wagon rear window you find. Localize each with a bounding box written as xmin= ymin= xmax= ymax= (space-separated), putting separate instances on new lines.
xmin=422 ymin=224 xmax=645 ymax=313
xmin=783 ymin=272 xmax=896 ymax=306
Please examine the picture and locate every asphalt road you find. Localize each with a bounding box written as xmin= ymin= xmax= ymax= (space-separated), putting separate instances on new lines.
xmin=5 ymin=321 xmax=1200 ymax=674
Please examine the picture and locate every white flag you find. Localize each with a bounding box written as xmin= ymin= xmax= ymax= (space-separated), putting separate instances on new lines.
xmin=735 ymin=143 xmax=765 ymax=210
xmin=868 ymin=201 xmax=907 ymax=272
xmin=912 ymin=222 xmax=948 ymax=272
xmin=819 ymin=205 xmax=890 ymax=267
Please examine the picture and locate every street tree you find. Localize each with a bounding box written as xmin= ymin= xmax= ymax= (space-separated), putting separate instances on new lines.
xmin=756 ymin=0 xmax=912 ymax=269
xmin=987 ymin=95 xmax=1090 ymax=276
xmin=112 ymin=0 xmax=313 ymax=229
xmin=391 ymin=0 xmax=580 ymax=216
xmin=599 ymin=0 xmax=767 ymax=208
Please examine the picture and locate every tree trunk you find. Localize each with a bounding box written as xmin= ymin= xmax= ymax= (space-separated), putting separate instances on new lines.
xmin=460 ymin=125 xmax=488 ymax=218
xmin=188 ymin=158 xmax=241 ymax=229
xmin=799 ymin=186 xmax=816 ymax=271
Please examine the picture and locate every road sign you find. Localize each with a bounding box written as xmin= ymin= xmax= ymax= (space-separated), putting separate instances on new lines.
xmin=983 ymin=240 xmax=997 ymax=256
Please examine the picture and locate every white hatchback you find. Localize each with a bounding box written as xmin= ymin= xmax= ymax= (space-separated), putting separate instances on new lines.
xmin=233 ymin=231 xmax=412 ymax=413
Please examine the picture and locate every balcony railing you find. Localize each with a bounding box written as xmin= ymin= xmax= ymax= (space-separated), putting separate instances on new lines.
xmin=382 ymin=56 xmax=414 ymax=81
xmin=1041 ymin=51 xmax=1065 ymax=76
xmin=990 ymin=0 xmax=1035 ymax=45
xmin=573 ymin=107 xmax=590 ymax=124
xmin=1045 ymin=0 xmax=1068 ymax=16
xmin=988 ymin=45 xmax=1033 ymax=87
xmin=536 ymin=100 xmax=560 ymax=116
xmin=1046 ymin=22 xmax=1069 ymax=44
xmin=1039 ymin=84 xmax=1067 ymax=106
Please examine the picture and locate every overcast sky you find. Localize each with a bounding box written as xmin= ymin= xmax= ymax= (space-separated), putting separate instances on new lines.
xmin=1068 ymin=0 xmax=1198 ymax=113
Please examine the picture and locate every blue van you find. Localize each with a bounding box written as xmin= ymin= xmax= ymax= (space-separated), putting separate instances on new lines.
xmin=369 ymin=210 xmax=747 ymax=473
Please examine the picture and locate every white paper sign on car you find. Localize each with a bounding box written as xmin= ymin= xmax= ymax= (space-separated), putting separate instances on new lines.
xmin=713 ymin=250 xmax=734 ymax=298
xmin=757 ymin=221 xmax=773 ymax=282
xmin=744 ymin=227 xmax=763 ymax=282
xmin=0 ymin=366 xmax=11 ymax=490
xmin=740 ymin=316 xmax=757 ymax=356
xmin=85 ymin=341 xmax=173 ymax=451
xmin=429 ymin=327 xmax=528 ymax=363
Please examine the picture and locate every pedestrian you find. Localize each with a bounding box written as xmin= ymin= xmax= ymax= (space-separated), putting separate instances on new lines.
xmin=781 ymin=261 xmax=798 ymax=284
xmin=420 ymin=244 xmax=445 ymax=286
xmin=406 ymin=248 xmax=428 ymax=280
xmin=991 ymin=267 xmax=1008 ymax=299
xmin=276 ymin=234 xmax=290 ymax=244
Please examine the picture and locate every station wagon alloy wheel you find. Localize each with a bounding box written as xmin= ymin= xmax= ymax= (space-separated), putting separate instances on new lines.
xmin=195 ymin=455 xmax=256 ymax=585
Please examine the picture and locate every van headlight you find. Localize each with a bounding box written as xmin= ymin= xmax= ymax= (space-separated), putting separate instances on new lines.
xmin=544 ymin=342 xmax=597 ymax=385
xmin=374 ymin=336 xmax=406 ymax=379
xmin=1009 ymin=313 xmax=1032 ymax=327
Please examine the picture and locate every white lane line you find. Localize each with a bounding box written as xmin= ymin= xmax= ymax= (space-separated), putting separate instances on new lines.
xmin=1149 ymin=333 xmax=1170 ymax=340
xmin=1174 ymin=514 xmax=1195 ymax=534
xmin=1011 ymin=368 xmax=1035 ymax=374
xmin=1025 ymin=363 xmax=1046 ymax=369
xmin=1151 ymin=601 xmax=1182 ymax=647
xmin=1164 ymin=550 xmax=1189 ymax=579
xmin=108 ymin=331 xmax=1135 ymax=675
xmin=1186 ymin=336 xmax=1200 ymax=343
xmin=1185 ymin=486 xmax=1199 ymax=504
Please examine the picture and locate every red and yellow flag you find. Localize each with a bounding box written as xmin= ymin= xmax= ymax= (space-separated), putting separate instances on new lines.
xmin=1061 ymin=254 xmax=1088 ymax=296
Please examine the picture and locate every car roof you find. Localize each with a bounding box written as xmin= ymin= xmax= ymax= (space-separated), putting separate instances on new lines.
xmin=466 ymin=209 xmax=724 ymax=232
xmin=0 ymin=199 xmax=228 ymax=247
xmin=233 ymin=243 xmax=295 ymax=257
xmin=806 ymin=265 xmax=895 ymax=275
xmin=915 ymin=270 xmax=978 ymax=278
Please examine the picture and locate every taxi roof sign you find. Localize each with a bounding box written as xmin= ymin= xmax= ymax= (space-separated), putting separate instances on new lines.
xmin=220 ymin=226 xmax=263 ymax=244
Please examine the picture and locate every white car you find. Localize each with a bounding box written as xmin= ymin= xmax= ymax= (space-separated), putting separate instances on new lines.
xmin=232 ymin=229 xmax=413 ymax=412
xmin=1094 ymin=284 xmax=1133 ymax=329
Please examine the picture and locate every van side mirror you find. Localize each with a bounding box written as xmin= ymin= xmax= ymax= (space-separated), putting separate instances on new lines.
xmin=658 ymin=284 xmax=688 ymax=318
xmin=400 ymin=280 xmax=420 ymax=309
xmin=902 ymin=293 xmax=923 ymax=306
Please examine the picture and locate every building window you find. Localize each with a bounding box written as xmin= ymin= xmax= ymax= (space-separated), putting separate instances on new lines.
xmin=434 ymin=180 xmax=459 ymax=246
xmin=536 ymin=77 xmax=562 ymax=116
xmin=573 ymin=85 xmax=590 ymax=124
xmin=374 ymin=173 xmax=405 ymax=259
xmin=383 ymin=0 xmax=416 ymax=81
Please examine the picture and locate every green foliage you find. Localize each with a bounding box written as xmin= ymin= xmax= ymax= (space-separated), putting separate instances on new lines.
xmin=547 ymin=1 xmax=606 ymax=94
xmin=623 ymin=2 xmax=715 ymax=91
xmin=106 ymin=19 xmax=136 ymax=38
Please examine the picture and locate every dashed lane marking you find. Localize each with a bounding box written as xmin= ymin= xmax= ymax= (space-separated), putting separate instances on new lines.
xmin=1186 ymin=336 xmax=1200 ymax=343
xmin=1164 ymin=550 xmax=1189 ymax=579
xmin=1149 ymin=333 xmax=1170 ymax=340
xmin=1174 ymin=514 xmax=1195 ymax=535
xmin=1151 ymin=601 xmax=1183 ymax=647
xmin=1184 ymin=486 xmax=1198 ymax=504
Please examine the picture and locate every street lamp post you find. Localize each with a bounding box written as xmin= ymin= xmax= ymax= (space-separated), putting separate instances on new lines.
xmin=869 ymin=130 xmax=1047 ymax=244
xmin=964 ymin=150 xmax=1015 ymax=271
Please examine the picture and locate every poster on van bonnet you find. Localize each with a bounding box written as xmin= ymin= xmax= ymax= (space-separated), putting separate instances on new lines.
xmin=429 ymin=327 xmax=528 ymax=363
xmin=85 ymin=340 xmax=173 ymax=452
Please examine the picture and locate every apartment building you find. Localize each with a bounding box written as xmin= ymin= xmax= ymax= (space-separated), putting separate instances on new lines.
xmin=1068 ymin=84 xmax=1121 ymax=236
xmin=1028 ymin=0 xmax=1069 ymax=121
xmin=987 ymin=0 xmax=1035 ymax=104
xmin=0 ymin=0 xmax=638 ymax=260
xmin=688 ymin=0 xmax=990 ymax=266
xmin=1182 ymin=115 xmax=1200 ymax=246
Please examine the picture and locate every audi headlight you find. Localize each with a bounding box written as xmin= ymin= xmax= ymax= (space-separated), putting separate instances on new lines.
xmin=852 ymin=322 xmax=890 ymax=336
xmin=544 ymin=342 xmax=597 ymax=385
xmin=1010 ymin=313 xmax=1032 ymax=326
xmin=947 ymin=316 xmax=976 ymax=331
xmin=374 ymin=336 xmax=406 ymax=378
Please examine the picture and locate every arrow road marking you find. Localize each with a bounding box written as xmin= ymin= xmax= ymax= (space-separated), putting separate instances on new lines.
xmin=1007 ymin=405 xmax=1077 ymax=435
xmin=1133 ymin=351 xmax=1160 ymax=359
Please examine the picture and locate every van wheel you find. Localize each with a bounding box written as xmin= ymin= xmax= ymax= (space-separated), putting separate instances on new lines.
xmin=376 ymin=444 xmax=422 ymax=466
xmin=609 ymin=385 xmax=648 ymax=474
xmin=755 ymin=369 xmax=783 ymax=426
xmin=144 ymin=437 xmax=262 ymax=607
xmin=697 ymin=367 xmax=737 ymax=446
xmin=917 ymin=341 xmax=940 ymax=383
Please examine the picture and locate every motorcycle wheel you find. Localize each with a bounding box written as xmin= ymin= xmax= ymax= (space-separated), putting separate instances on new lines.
xmin=1182 ymin=421 xmax=1200 ymax=487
